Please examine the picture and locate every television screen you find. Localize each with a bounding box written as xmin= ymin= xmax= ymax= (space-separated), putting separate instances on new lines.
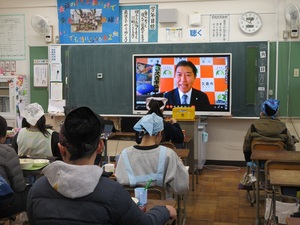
xmin=133 ymin=53 xmax=232 ymax=116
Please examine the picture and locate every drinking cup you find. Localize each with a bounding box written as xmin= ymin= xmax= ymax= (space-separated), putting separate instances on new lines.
xmin=134 ymin=187 xmax=148 ymax=205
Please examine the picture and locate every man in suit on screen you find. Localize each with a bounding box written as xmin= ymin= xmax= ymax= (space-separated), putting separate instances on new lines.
xmin=164 ymin=60 xmax=210 ymax=110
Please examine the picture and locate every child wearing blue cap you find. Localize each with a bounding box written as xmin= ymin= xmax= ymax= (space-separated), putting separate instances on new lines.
xmin=243 ymin=98 xmax=296 ymax=162
xmin=115 ymin=113 xmax=189 ymax=195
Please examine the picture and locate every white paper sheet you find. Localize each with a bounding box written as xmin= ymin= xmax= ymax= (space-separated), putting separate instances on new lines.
xmin=48 ymin=99 xmax=66 ymax=113
xmin=50 ymin=82 xmax=63 ymax=100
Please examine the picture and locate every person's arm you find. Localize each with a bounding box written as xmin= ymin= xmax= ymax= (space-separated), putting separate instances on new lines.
xmin=111 ymin=183 xmax=172 ymax=225
xmin=5 ymin=146 xmax=27 ymax=192
xmin=164 ymin=120 xmax=184 ymax=144
xmin=285 ymin=129 xmax=296 ymax=151
xmin=164 ymin=151 xmax=189 ymax=194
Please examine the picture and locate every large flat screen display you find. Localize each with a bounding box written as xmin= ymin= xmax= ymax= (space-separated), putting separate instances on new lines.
xmin=133 ymin=53 xmax=232 ymax=116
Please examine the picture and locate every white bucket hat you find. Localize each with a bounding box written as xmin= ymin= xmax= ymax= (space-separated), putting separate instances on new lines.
xmin=21 ymin=103 xmax=44 ymax=126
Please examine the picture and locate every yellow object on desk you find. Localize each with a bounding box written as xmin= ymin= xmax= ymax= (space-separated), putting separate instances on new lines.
xmin=172 ymin=107 xmax=195 ymax=120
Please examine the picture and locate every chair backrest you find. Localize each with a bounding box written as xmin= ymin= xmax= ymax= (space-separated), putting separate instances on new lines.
xmin=160 ymin=141 xmax=176 ymax=150
xmin=251 ymin=140 xmax=285 ymax=151
xmin=124 ymin=185 xmax=167 ymax=200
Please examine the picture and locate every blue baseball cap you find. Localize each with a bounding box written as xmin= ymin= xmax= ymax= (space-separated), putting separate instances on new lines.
xmin=261 ymin=98 xmax=280 ymax=117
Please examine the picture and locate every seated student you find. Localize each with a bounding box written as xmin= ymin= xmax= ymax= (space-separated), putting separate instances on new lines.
xmin=243 ymin=98 xmax=296 ymax=162
xmin=116 ymin=113 xmax=189 ymax=195
xmin=12 ymin=103 xmax=60 ymax=159
xmin=135 ymin=97 xmax=184 ymax=148
xmin=26 ymin=106 xmax=176 ymax=225
xmin=0 ymin=115 xmax=31 ymax=218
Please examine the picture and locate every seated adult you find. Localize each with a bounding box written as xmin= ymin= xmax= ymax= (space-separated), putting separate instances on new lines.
xmin=0 ymin=115 xmax=31 ymax=218
xmin=243 ymin=98 xmax=296 ymax=162
xmin=135 ymin=97 xmax=184 ymax=147
xmin=12 ymin=103 xmax=60 ymax=159
xmin=163 ymin=60 xmax=210 ymax=110
xmin=115 ymin=113 xmax=189 ymax=195
xmin=26 ymin=106 xmax=176 ymax=225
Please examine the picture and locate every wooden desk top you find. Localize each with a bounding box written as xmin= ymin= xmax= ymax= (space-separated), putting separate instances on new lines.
xmin=112 ymin=132 xmax=136 ymax=137
xmin=269 ymin=169 xmax=300 ymax=186
xmin=286 ymin=217 xmax=300 ymax=225
xmin=174 ymin=148 xmax=189 ymax=159
xmin=183 ymin=135 xmax=192 ymax=143
xmin=251 ymin=150 xmax=300 ymax=161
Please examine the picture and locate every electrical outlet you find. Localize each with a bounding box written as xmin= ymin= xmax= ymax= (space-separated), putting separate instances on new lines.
xmin=283 ymin=30 xmax=289 ymax=39
xmin=294 ymin=69 xmax=299 ymax=77
xmin=291 ymin=27 xmax=299 ymax=38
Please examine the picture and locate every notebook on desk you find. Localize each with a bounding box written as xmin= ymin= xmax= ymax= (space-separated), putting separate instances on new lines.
xmin=101 ymin=124 xmax=114 ymax=139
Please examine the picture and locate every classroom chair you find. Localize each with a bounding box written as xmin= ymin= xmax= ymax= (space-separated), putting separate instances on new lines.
xmin=264 ymin=160 xmax=300 ymax=224
xmin=246 ymin=140 xmax=285 ymax=206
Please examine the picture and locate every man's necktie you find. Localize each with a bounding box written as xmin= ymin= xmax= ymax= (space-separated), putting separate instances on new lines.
xmin=182 ymin=94 xmax=188 ymax=104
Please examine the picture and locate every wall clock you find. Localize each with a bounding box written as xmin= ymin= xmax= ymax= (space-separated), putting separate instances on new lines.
xmin=239 ymin=12 xmax=262 ymax=34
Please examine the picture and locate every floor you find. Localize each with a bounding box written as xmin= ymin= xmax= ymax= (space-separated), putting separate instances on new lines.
xmin=185 ymin=165 xmax=259 ymax=225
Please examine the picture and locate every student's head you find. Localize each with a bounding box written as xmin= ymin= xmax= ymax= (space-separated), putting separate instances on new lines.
xmin=261 ymin=98 xmax=280 ymax=117
xmin=134 ymin=113 xmax=164 ymax=139
xmin=146 ymin=97 xmax=167 ymax=118
xmin=175 ymin=60 xmax=197 ymax=93
xmin=21 ymin=102 xmax=49 ymax=136
xmin=0 ymin=115 xmax=7 ymax=143
xmin=59 ymin=106 xmax=105 ymax=161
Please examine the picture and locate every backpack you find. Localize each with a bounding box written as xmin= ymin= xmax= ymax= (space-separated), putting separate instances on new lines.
xmin=0 ymin=175 xmax=14 ymax=197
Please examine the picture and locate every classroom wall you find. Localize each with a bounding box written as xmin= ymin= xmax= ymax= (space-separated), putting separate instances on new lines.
xmin=1 ymin=0 xmax=300 ymax=162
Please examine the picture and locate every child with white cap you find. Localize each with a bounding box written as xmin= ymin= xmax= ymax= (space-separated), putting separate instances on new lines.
xmin=12 ymin=102 xmax=59 ymax=158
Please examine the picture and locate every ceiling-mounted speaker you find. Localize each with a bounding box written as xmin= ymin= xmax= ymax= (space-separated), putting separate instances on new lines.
xmin=189 ymin=12 xmax=201 ymax=26
xmin=158 ymin=9 xmax=178 ymax=23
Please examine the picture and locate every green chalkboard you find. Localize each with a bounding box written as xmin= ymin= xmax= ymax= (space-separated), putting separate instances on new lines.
xmin=62 ymin=42 xmax=268 ymax=117
xmin=29 ymin=46 xmax=49 ymax=112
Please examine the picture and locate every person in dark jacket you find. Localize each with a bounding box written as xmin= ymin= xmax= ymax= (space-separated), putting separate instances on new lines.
xmin=26 ymin=106 xmax=176 ymax=225
xmin=0 ymin=115 xmax=31 ymax=218
xmin=135 ymin=97 xmax=184 ymax=147
xmin=164 ymin=60 xmax=210 ymax=110
xmin=243 ymin=98 xmax=296 ymax=162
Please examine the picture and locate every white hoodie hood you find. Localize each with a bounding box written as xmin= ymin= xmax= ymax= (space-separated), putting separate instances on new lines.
xmin=42 ymin=161 xmax=103 ymax=199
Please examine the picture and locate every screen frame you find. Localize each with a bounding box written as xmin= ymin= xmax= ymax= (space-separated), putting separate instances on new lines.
xmin=132 ymin=53 xmax=232 ymax=116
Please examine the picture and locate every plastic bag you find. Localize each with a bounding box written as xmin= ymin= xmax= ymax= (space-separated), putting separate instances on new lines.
xmin=265 ymin=198 xmax=298 ymax=224
xmin=240 ymin=172 xmax=256 ymax=186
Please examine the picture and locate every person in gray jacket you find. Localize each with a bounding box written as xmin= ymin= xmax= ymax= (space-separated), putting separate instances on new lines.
xmin=0 ymin=115 xmax=31 ymax=218
xmin=27 ymin=106 xmax=176 ymax=225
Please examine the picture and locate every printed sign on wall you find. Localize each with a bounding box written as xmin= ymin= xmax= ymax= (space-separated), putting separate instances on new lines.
xmin=120 ymin=5 xmax=158 ymax=43
xmin=57 ymin=0 xmax=120 ymax=44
